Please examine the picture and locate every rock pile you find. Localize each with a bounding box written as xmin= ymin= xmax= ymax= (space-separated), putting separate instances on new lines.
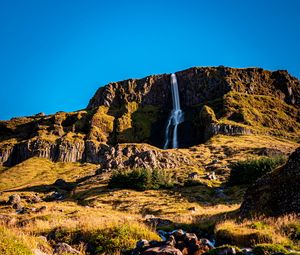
xmin=132 ymin=229 xmax=215 ymax=255
xmin=100 ymin=144 xmax=190 ymax=170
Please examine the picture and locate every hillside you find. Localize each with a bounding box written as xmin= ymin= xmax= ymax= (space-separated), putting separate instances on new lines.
xmin=0 ymin=66 xmax=299 ymax=167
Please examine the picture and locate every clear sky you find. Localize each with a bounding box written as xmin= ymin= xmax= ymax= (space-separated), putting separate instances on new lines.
xmin=0 ymin=0 xmax=299 ymax=120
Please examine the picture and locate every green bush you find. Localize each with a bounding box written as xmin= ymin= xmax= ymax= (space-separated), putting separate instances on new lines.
xmin=253 ymin=243 xmax=288 ymax=255
xmin=228 ymin=156 xmax=286 ymax=186
xmin=108 ymin=168 xmax=174 ymax=191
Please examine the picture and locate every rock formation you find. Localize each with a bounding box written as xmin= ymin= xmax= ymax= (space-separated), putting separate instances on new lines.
xmin=240 ymin=146 xmax=300 ymax=217
xmin=0 ymin=66 xmax=299 ymax=166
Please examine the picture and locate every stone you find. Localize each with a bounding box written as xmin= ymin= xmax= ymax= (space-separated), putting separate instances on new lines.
xmin=26 ymin=194 xmax=42 ymax=203
xmin=44 ymin=191 xmax=65 ymax=201
xmin=144 ymin=216 xmax=173 ymax=228
xmin=240 ymin=147 xmax=300 ymax=217
xmin=142 ymin=245 xmax=183 ymax=255
xmin=36 ymin=206 xmax=47 ymax=213
xmin=54 ymin=242 xmax=80 ymax=254
xmin=188 ymin=172 xmax=199 ymax=179
xmin=12 ymin=203 xmax=23 ymax=210
xmin=54 ymin=178 xmax=75 ymax=191
xmin=7 ymin=194 xmax=21 ymax=205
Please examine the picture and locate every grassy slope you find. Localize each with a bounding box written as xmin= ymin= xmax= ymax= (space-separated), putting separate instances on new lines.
xmin=0 ymin=134 xmax=299 ymax=253
xmin=0 ymin=157 xmax=98 ymax=191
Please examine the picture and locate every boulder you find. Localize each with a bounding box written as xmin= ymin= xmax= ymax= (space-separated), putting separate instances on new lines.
xmin=44 ymin=191 xmax=65 ymax=201
xmin=54 ymin=179 xmax=75 ymax=191
xmin=54 ymin=242 xmax=80 ymax=254
xmin=141 ymin=245 xmax=183 ymax=255
xmin=240 ymin=147 xmax=300 ymax=217
xmin=7 ymin=194 xmax=21 ymax=205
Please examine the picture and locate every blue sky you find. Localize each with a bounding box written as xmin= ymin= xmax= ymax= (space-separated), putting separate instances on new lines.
xmin=0 ymin=0 xmax=299 ymax=120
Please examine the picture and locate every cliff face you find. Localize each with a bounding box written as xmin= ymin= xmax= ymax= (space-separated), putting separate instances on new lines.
xmin=240 ymin=147 xmax=300 ymax=217
xmin=88 ymin=67 xmax=300 ymax=109
xmin=1 ymin=66 xmax=300 ymax=166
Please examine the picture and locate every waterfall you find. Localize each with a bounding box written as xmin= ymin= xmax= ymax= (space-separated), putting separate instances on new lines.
xmin=163 ymin=73 xmax=184 ymax=149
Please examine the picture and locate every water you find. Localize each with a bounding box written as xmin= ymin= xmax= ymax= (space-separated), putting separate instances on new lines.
xmin=163 ymin=74 xmax=184 ymax=149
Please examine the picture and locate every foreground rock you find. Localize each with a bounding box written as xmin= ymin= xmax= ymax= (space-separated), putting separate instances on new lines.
xmin=142 ymin=245 xmax=183 ymax=255
xmin=133 ymin=230 xmax=213 ymax=255
xmin=240 ymin=147 xmax=300 ymax=217
xmin=54 ymin=242 xmax=80 ymax=254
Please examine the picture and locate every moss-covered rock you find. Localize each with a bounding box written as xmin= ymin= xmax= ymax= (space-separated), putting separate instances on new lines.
xmin=253 ymin=243 xmax=288 ymax=255
xmin=240 ymin=147 xmax=300 ymax=217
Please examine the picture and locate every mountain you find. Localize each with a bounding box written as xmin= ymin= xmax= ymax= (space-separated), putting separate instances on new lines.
xmin=1 ymin=66 xmax=300 ymax=255
xmin=1 ymin=66 xmax=299 ymax=167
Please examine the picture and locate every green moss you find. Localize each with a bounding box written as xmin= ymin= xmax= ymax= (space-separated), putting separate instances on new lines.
xmin=223 ymin=92 xmax=300 ymax=138
xmin=0 ymin=227 xmax=33 ymax=255
xmin=89 ymin=106 xmax=115 ymax=142
xmin=200 ymin=105 xmax=218 ymax=125
xmin=253 ymin=243 xmax=288 ymax=255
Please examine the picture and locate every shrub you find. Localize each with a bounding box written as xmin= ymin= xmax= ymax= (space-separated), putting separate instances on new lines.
xmin=47 ymin=223 xmax=159 ymax=254
xmin=253 ymin=243 xmax=288 ymax=255
xmin=108 ymin=168 xmax=174 ymax=191
xmin=228 ymin=156 xmax=286 ymax=185
xmin=89 ymin=223 xmax=159 ymax=254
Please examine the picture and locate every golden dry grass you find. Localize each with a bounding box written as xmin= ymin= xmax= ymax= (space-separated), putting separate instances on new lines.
xmin=0 ymin=157 xmax=98 ymax=191
xmin=215 ymin=214 xmax=300 ymax=248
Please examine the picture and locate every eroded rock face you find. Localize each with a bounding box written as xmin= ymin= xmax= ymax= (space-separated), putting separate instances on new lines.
xmin=100 ymin=144 xmax=190 ymax=170
xmin=240 ymin=147 xmax=300 ymax=217
xmin=1 ymin=66 xmax=299 ymax=166
xmin=88 ymin=67 xmax=300 ymax=109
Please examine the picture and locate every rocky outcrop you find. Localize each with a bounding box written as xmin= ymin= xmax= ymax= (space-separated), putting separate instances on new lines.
xmin=204 ymin=123 xmax=252 ymax=140
xmin=240 ymin=147 xmax=300 ymax=217
xmin=0 ymin=137 xmax=191 ymax=170
xmin=88 ymin=67 xmax=300 ymax=109
xmin=1 ymin=66 xmax=299 ymax=166
xmin=99 ymin=144 xmax=190 ymax=170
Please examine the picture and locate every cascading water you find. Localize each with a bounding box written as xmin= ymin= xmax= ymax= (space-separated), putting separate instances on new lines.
xmin=163 ymin=73 xmax=184 ymax=149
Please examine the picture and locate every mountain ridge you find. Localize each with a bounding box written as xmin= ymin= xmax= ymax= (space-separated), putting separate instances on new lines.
xmin=1 ymin=66 xmax=299 ymax=167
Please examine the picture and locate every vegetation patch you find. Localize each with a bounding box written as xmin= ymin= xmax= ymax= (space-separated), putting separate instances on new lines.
xmin=253 ymin=243 xmax=288 ymax=255
xmin=228 ymin=156 xmax=286 ymax=186
xmin=109 ymin=168 xmax=174 ymax=191
xmin=47 ymin=222 xmax=159 ymax=254
xmin=215 ymin=216 xmax=298 ymax=248
xmin=0 ymin=226 xmax=33 ymax=255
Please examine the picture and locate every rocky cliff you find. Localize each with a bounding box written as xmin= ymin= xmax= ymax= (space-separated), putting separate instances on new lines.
xmin=1 ymin=66 xmax=299 ymax=166
xmin=240 ymin=146 xmax=300 ymax=217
